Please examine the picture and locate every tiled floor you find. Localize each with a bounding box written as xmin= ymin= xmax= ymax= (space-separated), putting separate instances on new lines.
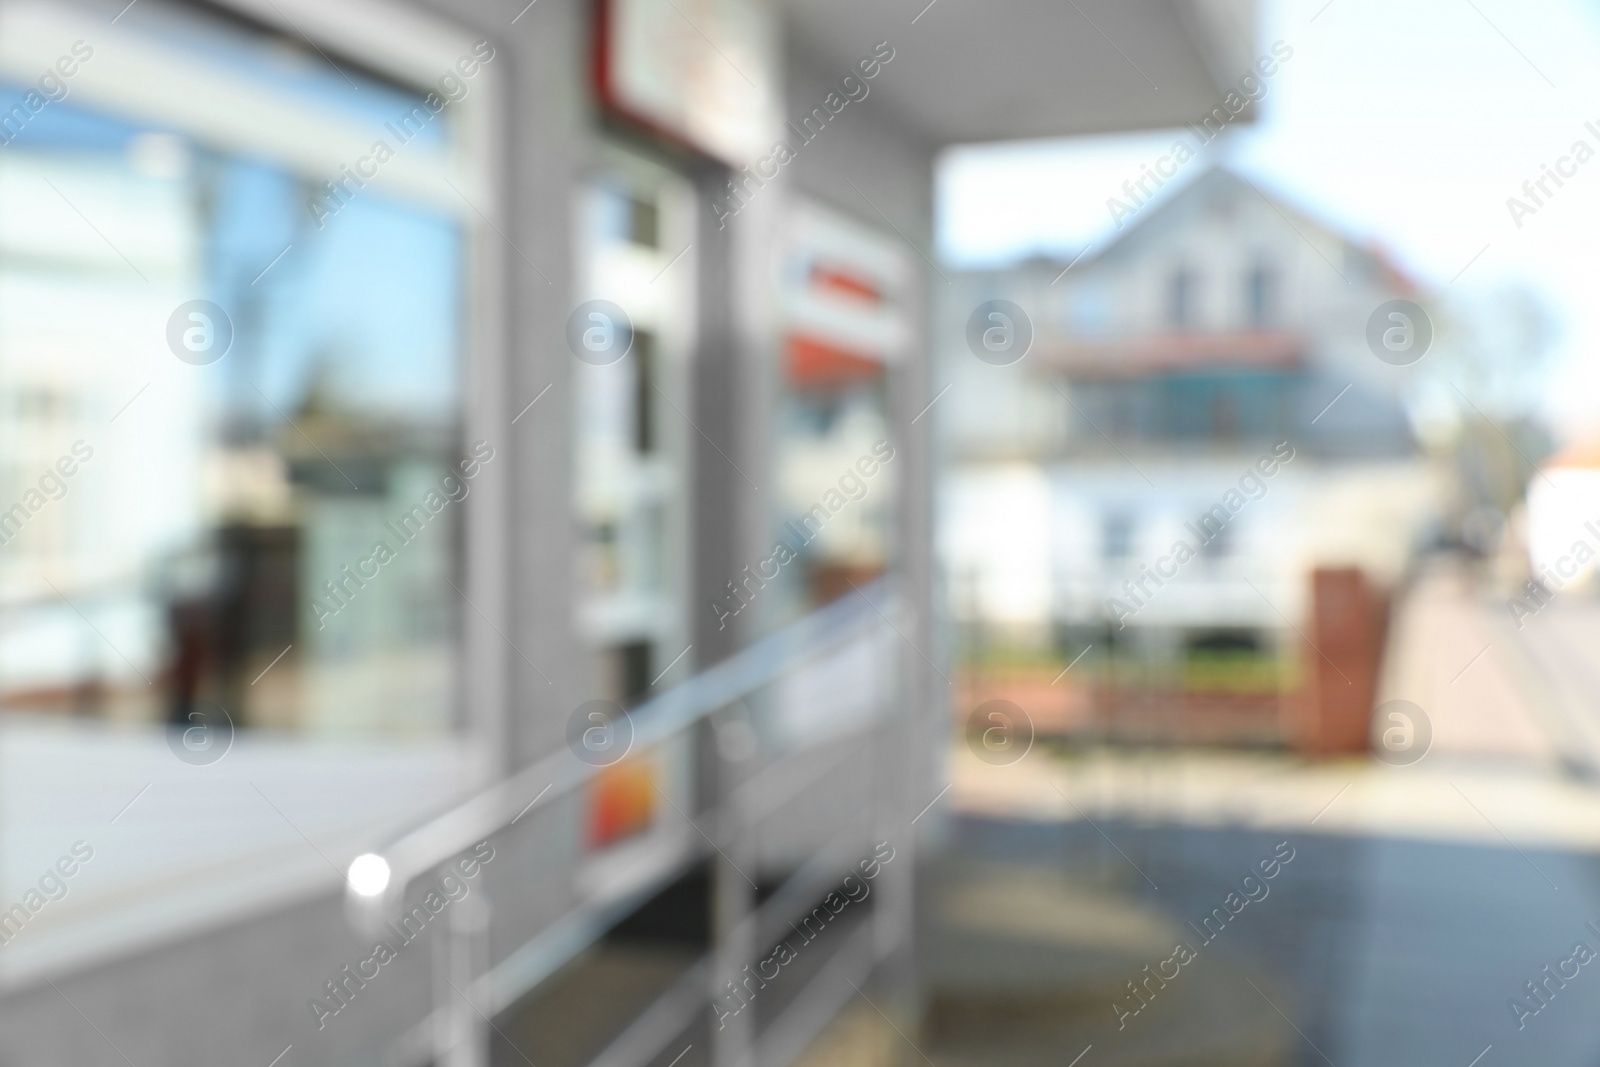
xmin=939 ymin=814 xmax=1600 ymax=1067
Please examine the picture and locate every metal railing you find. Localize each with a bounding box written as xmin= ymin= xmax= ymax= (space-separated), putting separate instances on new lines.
xmin=345 ymin=581 xmax=911 ymax=1067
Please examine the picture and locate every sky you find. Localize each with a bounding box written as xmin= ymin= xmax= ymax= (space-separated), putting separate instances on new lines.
xmin=937 ymin=0 xmax=1600 ymax=440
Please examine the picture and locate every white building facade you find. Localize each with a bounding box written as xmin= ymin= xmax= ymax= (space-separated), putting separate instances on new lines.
xmin=944 ymin=167 xmax=1443 ymax=657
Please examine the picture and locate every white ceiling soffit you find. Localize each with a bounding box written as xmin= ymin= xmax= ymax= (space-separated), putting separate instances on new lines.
xmin=1176 ymin=0 xmax=1259 ymax=99
xmin=782 ymin=0 xmax=1259 ymax=145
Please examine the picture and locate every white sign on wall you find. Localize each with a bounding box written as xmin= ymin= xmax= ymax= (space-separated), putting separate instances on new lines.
xmin=599 ymin=0 xmax=780 ymax=166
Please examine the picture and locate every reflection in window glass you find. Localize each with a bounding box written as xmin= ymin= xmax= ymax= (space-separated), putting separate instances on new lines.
xmin=575 ymin=166 xmax=691 ymax=709
xmin=768 ymin=201 xmax=906 ymax=626
xmin=0 ymin=21 xmax=465 ymax=737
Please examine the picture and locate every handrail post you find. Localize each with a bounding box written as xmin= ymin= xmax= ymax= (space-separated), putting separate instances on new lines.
xmin=708 ymin=710 xmax=757 ymax=1067
xmin=434 ymin=892 xmax=491 ymax=1067
xmin=875 ymin=605 xmax=922 ymax=1052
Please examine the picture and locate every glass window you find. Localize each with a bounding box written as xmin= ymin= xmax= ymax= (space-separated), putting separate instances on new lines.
xmin=575 ymin=159 xmax=693 ymax=706
xmin=1167 ymin=266 xmax=1196 ymax=329
xmin=768 ymin=201 xmax=907 ymax=626
xmin=1247 ymin=262 xmax=1276 ymax=326
xmin=1101 ymin=512 xmax=1134 ymax=560
xmin=0 ymin=3 xmax=474 ymax=737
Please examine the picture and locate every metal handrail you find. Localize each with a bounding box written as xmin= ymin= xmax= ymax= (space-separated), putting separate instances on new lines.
xmin=344 ymin=578 xmax=896 ymax=924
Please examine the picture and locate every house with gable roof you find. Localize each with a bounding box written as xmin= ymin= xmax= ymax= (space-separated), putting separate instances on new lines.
xmin=943 ymin=166 xmax=1443 ymax=740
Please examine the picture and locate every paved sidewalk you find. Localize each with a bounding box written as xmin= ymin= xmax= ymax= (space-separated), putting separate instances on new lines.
xmin=1377 ymin=563 xmax=1568 ymax=770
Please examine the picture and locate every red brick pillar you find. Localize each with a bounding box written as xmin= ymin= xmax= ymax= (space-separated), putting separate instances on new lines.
xmin=1299 ymin=567 xmax=1389 ymax=756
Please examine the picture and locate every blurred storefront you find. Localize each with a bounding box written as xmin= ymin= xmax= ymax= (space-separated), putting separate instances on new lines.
xmin=0 ymin=0 xmax=1254 ymax=1064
